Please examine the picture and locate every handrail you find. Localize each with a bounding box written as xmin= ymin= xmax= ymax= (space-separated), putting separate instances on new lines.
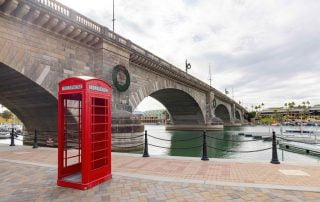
xmin=148 ymin=134 xmax=201 ymax=142
xmin=207 ymin=145 xmax=272 ymax=153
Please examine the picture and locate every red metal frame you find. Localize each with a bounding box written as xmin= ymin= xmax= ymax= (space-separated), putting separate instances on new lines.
xmin=57 ymin=76 xmax=112 ymax=190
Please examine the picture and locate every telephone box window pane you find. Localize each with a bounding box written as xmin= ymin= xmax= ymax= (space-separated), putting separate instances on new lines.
xmin=62 ymin=95 xmax=82 ymax=168
xmin=91 ymin=97 xmax=108 ymax=170
xmin=92 ymin=159 xmax=106 ymax=170
xmin=93 ymin=141 xmax=106 ymax=150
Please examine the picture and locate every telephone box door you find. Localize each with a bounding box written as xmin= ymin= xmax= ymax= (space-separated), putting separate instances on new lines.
xmin=88 ymin=94 xmax=111 ymax=181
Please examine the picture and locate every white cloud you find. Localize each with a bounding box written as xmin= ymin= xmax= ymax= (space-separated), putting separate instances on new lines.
xmin=58 ymin=0 xmax=320 ymax=111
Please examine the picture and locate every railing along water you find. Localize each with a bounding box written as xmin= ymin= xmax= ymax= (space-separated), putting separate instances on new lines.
xmin=7 ymin=127 xmax=303 ymax=164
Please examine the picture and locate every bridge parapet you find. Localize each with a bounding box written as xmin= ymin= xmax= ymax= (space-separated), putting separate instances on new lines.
xmin=0 ymin=0 xmax=247 ymax=114
xmin=36 ymin=0 xmax=69 ymax=17
xmin=1 ymin=0 xmax=215 ymax=92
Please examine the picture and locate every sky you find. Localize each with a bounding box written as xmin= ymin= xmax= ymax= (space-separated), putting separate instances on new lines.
xmin=57 ymin=0 xmax=320 ymax=112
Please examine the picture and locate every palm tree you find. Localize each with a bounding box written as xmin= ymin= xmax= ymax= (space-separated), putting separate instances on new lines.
xmin=284 ymin=103 xmax=288 ymax=121
xmin=306 ymin=101 xmax=310 ymax=119
xmin=287 ymin=102 xmax=295 ymax=120
xmin=301 ymin=101 xmax=310 ymax=120
xmin=291 ymin=102 xmax=296 ymax=119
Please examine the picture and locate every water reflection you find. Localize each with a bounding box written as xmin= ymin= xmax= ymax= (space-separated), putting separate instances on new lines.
xmin=146 ymin=125 xmax=320 ymax=163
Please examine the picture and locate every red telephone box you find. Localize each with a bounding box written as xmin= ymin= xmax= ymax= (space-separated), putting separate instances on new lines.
xmin=57 ymin=76 xmax=112 ymax=190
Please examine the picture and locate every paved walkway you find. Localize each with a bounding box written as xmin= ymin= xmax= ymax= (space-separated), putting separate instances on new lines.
xmin=0 ymin=144 xmax=320 ymax=201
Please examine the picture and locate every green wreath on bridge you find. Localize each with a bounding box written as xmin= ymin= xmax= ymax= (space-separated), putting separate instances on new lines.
xmin=112 ymin=65 xmax=130 ymax=92
xmin=212 ymin=98 xmax=217 ymax=108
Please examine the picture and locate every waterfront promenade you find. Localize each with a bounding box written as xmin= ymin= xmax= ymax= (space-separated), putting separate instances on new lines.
xmin=0 ymin=144 xmax=320 ymax=201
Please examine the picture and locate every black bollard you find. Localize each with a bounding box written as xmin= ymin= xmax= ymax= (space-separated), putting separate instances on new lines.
xmin=142 ymin=130 xmax=149 ymax=157
xmin=201 ymin=131 xmax=209 ymax=161
xmin=33 ymin=129 xmax=38 ymax=149
xmin=270 ymin=131 xmax=280 ymax=164
xmin=9 ymin=127 xmax=15 ymax=146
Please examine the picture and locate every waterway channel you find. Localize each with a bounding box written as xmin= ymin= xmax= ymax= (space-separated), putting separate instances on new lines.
xmin=1 ymin=125 xmax=319 ymax=164
xmin=145 ymin=125 xmax=320 ymax=164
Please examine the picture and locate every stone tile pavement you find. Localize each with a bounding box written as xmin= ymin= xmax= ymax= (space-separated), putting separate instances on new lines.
xmin=1 ymin=160 xmax=320 ymax=202
xmin=0 ymin=144 xmax=320 ymax=201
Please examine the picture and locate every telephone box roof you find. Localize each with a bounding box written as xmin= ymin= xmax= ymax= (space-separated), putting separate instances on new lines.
xmin=74 ymin=76 xmax=96 ymax=80
xmin=59 ymin=76 xmax=112 ymax=91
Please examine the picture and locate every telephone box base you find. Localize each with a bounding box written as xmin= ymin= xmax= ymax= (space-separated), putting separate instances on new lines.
xmin=57 ymin=174 xmax=112 ymax=190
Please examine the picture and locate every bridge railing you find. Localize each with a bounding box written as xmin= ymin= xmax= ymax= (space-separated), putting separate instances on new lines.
xmin=75 ymin=13 xmax=101 ymax=33
xmin=24 ymin=0 xmax=211 ymax=88
xmin=34 ymin=0 xmax=70 ymax=17
xmin=22 ymin=0 xmax=244 ymax=109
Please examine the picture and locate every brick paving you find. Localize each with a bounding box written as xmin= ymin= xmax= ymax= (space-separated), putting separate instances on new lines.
xmin=0 ymin=144 xmax=320 ymax=201
xmin=1 ymin=160 xmax=320 ymax=202
xmin=1 ymin=145 xmax=320 ymax=188
xmin=113 ymin=155 xmax=320 ymax=188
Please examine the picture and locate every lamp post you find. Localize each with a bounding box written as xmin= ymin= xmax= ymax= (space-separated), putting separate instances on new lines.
xmin=185 ymin=59 xmax=191 ymax=73
xmin=112 ymin=0 xmax=115 ymax=32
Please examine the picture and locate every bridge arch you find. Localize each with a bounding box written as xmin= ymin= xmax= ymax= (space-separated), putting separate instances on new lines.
xmin=130 ymin=80 xmax=206 ymax=125
xmin=149 ymin=89 xmax=205 ymax=124
xmin=215 ymin=104 xmax=231 ymax=123
xmin=0 ymin=62 xmax=58 ymax=142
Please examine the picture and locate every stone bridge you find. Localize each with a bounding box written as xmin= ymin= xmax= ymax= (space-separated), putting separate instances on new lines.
xmin=0 ymin=0 xmax=247 ymax=142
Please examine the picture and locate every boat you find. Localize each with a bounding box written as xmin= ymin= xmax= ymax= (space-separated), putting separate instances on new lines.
xmin=279 ymin=141 xmax=320 ymax=157
xmin=0 ymin=131 xmax=10 ymax=139
xmin=285 ymin=129 xmax=314 ymax=134
xmin=0 ymin=126 xmax=10 ymax=138
xmin=305 ymin=123 xmax=318 ymax=126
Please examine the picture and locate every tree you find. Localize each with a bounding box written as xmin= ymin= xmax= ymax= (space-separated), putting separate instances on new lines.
xmin=248 ymin=111 xmax=256 ymax=120
xmin=284 ymin=103 xmax=289 ymax=120
xmin=306 ymin=101 xmax=310 ymax=119
xmin=273 ymin=109 xmax=282 ymax=123
xmin=301 ymin=101 xmax=310 ymax=120
xmin=287 ymin=102 xmax=296 ymax=120
xmin=1 ymin=110 xmax=12 ymax=121
xmin=291 ymin=102 xmax=296 ymax=119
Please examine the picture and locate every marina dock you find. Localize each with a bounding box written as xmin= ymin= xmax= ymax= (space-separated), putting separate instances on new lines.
xmin=279 ymin=142 xmax=320 ymax=156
